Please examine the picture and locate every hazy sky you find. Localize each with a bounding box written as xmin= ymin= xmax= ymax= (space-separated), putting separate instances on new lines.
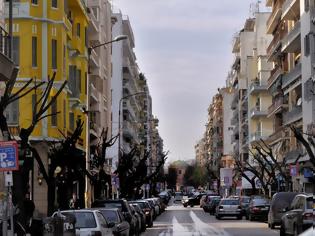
xmin=113 ymin=0 xmax=267 ymax=163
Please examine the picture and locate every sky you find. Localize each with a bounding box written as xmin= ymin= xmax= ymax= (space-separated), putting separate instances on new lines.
xmin=112 ymin=0 xmax=268 ymax=164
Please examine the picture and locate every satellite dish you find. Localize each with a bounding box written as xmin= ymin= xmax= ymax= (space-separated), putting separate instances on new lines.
xmin=296 ymin=97 xmax=302 ymax=106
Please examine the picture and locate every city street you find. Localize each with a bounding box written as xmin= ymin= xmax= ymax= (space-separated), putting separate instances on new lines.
xmin=142 ymin=202 xmax=279 ymax=236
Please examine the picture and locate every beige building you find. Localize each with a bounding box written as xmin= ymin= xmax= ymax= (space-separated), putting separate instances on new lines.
xmin=195 ymin=137 xmax=207 ymax=167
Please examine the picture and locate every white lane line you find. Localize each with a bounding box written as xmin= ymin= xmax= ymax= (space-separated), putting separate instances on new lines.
xmin=189 ymin=210 xmax=231 ymax=236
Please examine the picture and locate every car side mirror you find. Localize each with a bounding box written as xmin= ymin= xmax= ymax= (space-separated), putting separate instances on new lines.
xmin=108 ymin=222 xmax=115 ymax=228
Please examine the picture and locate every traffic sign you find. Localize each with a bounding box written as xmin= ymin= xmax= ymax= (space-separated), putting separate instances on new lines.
xmin=0 ymin=141 xmax=18 ymax=171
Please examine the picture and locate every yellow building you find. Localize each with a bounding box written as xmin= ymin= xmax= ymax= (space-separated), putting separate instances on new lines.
xmin=4 ymin=0 xmax=89 ymax=215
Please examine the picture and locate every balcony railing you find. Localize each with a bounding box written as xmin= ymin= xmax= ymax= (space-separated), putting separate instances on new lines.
xmin=268 ymin=66 xmax=283 ymax=88
xmin=249 ymin=80 xmax=268 ymax=95
xmin=282 ymin=63 xmax=301 ymax=89
xmin=268 ymin=96 xmax=288 ymax=116
xmin=250 ymin=107 xmax=268 ymax=118
xmin=281 ymin=20 xmax=301 ymax=53
xmin=282 ymin=0 xmax=299 ymax=20
xmin=267 ymin=1 xmax=282 ymax=34
xmin=267 ymin=34 xmax=282 ymax=59
xmin=283 ymin=105 xmax=302 ymax=125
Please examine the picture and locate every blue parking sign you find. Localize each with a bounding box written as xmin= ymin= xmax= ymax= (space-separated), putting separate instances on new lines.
xmin=0 ymin=141 xmax=19 ymax=171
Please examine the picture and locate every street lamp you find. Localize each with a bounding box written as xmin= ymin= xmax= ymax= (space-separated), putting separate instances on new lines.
xmin=85 ymin=35 xmax=127 ymax=206
xmin=118 ymin=92 xmax=146 ymax=160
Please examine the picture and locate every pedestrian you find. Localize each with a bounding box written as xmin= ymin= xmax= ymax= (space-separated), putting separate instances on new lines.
xmin=69 ymin=193 xmax=79 ymax=209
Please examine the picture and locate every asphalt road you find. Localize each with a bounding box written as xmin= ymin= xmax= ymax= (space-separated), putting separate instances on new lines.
xmin=141 ymin=202 xmax=279 ymax=236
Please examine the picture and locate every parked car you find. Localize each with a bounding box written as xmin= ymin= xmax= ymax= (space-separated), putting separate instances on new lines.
xmin=280 ymin=194 xmax=314 ymax=236
xmin=53 ymin=209 xmax=114 ymax=236
xmin=203 ymin=196 xmax=221 ymax=214
xmin=129 ymin=200 xmax=153 ymax=227
xmin=182 ymin=192 xmax=206 ymax=207
xmin=215 ymin=198 xmax=242 ymax=220
xmin=174 ymin=192 xmax=184 ymax=202
xmin=246 ymin=198 xmax=270 ymax=221
xmin=130 ymin=203 xmax=146 ymax=232
xmin=129 ymin=204 xmax=141 ymax=236
xmin=239 ymin=196 xmax=251 ymax=217
xmin=98 ymin=208 xmax=130 ymax=236
xmin=92 ymin=199 xmax=137 ymax=236
xmin=145 ymin=199 xmax=158 ymax=219
xmin=268 ymin=192 xmax=299 ymax=229
xmin=158 ymin=191 xmax=171 ymax=204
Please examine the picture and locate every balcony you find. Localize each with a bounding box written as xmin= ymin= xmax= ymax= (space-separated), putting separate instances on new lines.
xmin=268 ymin=96 xmax=288 ymax=117
xmin=88 ymin=9 xmax=100 ymax=33
xmin=123 ymin=121 xmax=136 ymax=140
xmin=5 ymin=2 xmax=30 ymax=18
xmin=249 ymin=80 xmax=268 ymax=95
xmin=90 ymin=83 xmax=99 ymax=103
xmin=283 ymin=105 xmax=302 ymax=125
xmin=232 ymin=56 xmax=240 ymax=70
xmin=284 ymin=148 xmax=304 ymax=164
xmin=250 ymin=131 xmax=268 ymax=143
xmin=281 ymin=21 xmax=301 ymax=53
xmin=0 ymin=27 xmax=15 ymax=81
xmin=268 ymin=128 xmax=286 ymax=144
xmin=268 ymin=66 xmax=283 ymax=89
xmin=282 ymin=0 xmax=300 ymax=21
xmin=267 ymin=2 xmax=282 ymax=34
xmin=282 ymin=63 xmax=301 ymax=89
xmin=231 ymin=92 xmax=238 ymax=109
xmin=267 ymin=34 xmax=282 ymax=62
xmin=250 ymin=107 xmax=268 ymax=118
xmin=89 ymin=49 xmax=100 ymax=69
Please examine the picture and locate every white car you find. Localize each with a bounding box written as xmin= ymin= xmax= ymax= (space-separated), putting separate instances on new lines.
xmin=53 ymin=209 xmax=114 ymax=236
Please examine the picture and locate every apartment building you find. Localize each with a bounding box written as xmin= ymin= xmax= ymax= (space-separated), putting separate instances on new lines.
xmin=266 ymin=0 xmax=314 ymax=193
xmin=205 ymin=93 xmax=223 ymax=179
xmin=195 ymin=136 xmax=207 ymax=167
xmin=110 ymin=11 xmax=150 ymax=194
xmin=4 ymin=0 xmax=89 ymax=214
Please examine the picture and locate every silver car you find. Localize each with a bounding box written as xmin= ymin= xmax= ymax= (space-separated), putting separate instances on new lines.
xmin=215 ymin=198 xmax=242 ymax=220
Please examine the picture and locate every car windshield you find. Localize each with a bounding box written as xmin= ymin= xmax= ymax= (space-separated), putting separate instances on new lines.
xmin=241 ymin=198 xmax=250 ymax=203
xmin=252 ymin=199 xmax=269 ymax=205
xmin=100 ymin=210 xmax=119 ymax=223
xmin=306 ymin=197 xmax=314 ymax=209
xmin=221 ymin=200 xmax=239 ymax=205
xmin=61 ymin=212 xmax=96 ymax=229
xmin=101 ymin=202 xmax=123 ymax=210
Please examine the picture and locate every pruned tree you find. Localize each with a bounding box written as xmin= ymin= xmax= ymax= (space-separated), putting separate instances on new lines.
xmin=90 ymin=128 xmax=119 ymax=199
xmin=115 ymin=147 xmax=168 ymax=199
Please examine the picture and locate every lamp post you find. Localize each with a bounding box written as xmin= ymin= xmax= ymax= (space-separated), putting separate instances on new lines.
xmin=86 ymin=35 xmax=127 ymax=206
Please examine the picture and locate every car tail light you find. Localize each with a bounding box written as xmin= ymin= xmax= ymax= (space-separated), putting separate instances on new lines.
xmin=91 ymin=231 xmax=102 ymax=236
xmin=252 ymin=207 xmax=260 ymax=212
xmin=303 ymin=213 xmax=313 ymax=220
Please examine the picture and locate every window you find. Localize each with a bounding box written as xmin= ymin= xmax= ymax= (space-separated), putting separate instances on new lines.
xmin=32 ymin=37 xmax=37 ymax=67
xmin=32 ymin=0 xmax=38 ymax=4
xmin=4 ymin=100 xmax=19 ymax=125
xmin=77 ymin=69 xmax=81 ymax=93
xmin=12 ymin=36 xmax=19 ymax=66
xmin=52 ymin=0 xmax=57 ymax=8
xmin=305 ymin=34 xmax=310 ymax=56
xmin=305 ymin=0 xmax=310 ymax=12
xmin=52 ymin=39 xmax=57 ymax=69
xmin=69 ymin=112 xmax=74 ymax=130
xmin=76 ymin=23 xmax=80 ymax=37
xmin=32 ymin=94 xmax=37 ymax=119
xmin=63 ymin=100 xmax=66 ymax=128
xmin=51 ymin=99 xmax=57 ymax=126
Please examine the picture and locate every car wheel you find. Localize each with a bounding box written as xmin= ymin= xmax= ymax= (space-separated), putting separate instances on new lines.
xmin=237 ymin=215 xmax=242 ymax=220
xmin=270 ymin=223 xmax=275 ymax=229
xmin=280 ymin=223 xmax=286 ymax=236
xmin=293 ymin=224 xmax=299 ymax=236
xmin=190 ymin=205 xmax=194 ymax=208
xmin=216 ymin=215 xmax=221 ymax=220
